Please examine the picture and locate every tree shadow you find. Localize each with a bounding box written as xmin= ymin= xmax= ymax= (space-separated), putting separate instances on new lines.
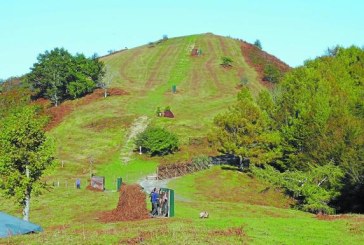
xmin=220 ymin=165 xmax=239 ymax=171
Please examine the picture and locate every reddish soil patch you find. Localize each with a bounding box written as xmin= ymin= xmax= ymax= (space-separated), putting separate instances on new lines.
xmin=240 ymin=40 xmax=290 ymax=88
xmin=119 ymin=231 xmax=153 ymax=245
xmin=40 ymin=88 xmax=128 ymax=131
xmin=217 ymin=35 xmax=228 ymax=55
xmin=100 ymin=184 xmax=149 ymax=222
xmin=47 ymin=224 xmax=70 ymax=231
xmin=86 ymin=185 xmax=104 ymax=192
xmin=211 ymin=227 xmax=245 ymax=236
xmin=210 ymin=227 xmax=249 ymax=240
xmin=315 ymin=213 xmax=364 ymax=222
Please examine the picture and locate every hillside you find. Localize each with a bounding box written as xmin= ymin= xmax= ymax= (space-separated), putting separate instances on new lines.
xmin=2 ymin=34 xmax=362 ymax=244
xmin=47 ymin=33 xmax=289 ymax=183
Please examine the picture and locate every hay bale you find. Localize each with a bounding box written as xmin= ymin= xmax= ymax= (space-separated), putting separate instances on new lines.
xmin=100 ymin=184 xmax=149 ymax=222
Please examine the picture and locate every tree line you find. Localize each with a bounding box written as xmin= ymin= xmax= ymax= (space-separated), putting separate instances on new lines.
xmin=0 ymin=47 xmax=105 ymax=221
xmin=211 ymin=46 xmax=364 ymax=214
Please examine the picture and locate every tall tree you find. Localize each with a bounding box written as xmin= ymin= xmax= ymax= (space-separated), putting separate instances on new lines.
xmin=254 ymin=39 xmax=262 ymax=49
xmin=0 ymin=106 xmax=55 ymax=221
xmin=26 ymin=48 xmax=105 ymax=106
xmin=98 ymin=65 xmax=115 ymax=98
xmin=211 ymin=88 xmax=281 ymax=169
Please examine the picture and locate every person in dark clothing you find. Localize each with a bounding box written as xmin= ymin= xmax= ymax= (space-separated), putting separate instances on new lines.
xmin=76 ymin=179 xmax=81 ymax=189
xmin=150 ymin=188 xmax=159 ymax=216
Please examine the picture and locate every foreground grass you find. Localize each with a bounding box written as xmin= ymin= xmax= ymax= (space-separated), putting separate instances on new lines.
xmin=96 ymin=155 xmax=158 ymax=190
xmin=1 ymin=166 xmax=363 ymax=244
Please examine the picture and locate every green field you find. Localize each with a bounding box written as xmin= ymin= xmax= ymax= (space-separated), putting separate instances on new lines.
xmin=1 ymin=33 xmax=363 ymax=244
xmin=1 ymin=166 xmax=363 ymax=244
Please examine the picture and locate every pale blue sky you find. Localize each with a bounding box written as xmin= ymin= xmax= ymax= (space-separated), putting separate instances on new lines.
xmin=1 ymin=0 xmax=363 ymax=79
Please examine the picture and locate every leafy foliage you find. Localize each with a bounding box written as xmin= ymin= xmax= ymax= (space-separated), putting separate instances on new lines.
xmin=0 ymin=106 xmax=55 ymax=219
xmin=26 ymin=48 xmax=105 ymax=106
xmin=263 ymin=63 xmax=282 ymax=83
xmin=0 ymin=88 xmax=32 ymax=119
xmin=211 ymin=88 xmax=281 ymax=166
xmin=214 ymin=46 xmax=364 ymax=213
xmin=135 ymin=126 xmax=179 ymax=156
xmin=221 ymin=56 xmax=233 ymax=67
xmin=252 ymin=164 xmax=344 ymax=214
xmin=254 ymin=39 xmax=262 ymax=49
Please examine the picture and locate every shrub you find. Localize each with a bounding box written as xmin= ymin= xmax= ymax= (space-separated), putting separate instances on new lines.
xmin=240 ymin=75 xmax=249 ymax=86
xmin=263 ymin=63 xmax=282 ymax=83
xmin=254 ymin=39 xmax=262 ymax=49
xmin=135 ymin=126 xmax=179 ymax=156
xmin=221 ymin=56 xmax=233 ymax=67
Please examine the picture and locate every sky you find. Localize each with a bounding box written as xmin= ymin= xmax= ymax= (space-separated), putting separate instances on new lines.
xmin=1 ymin=0 xmax=363 ymax=79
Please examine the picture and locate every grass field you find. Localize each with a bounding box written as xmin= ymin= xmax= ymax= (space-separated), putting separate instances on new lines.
xmin=1 ymin=33 xmax=363 ymax=244
xmin=2 ymin=166 xmax=363 ymax=244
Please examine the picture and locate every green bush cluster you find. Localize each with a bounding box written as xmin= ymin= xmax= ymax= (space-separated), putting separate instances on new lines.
xmin=135 ymin=126 xmax=179 ymax=156
xmin=212 ymin=46 xmax=364 ymax=213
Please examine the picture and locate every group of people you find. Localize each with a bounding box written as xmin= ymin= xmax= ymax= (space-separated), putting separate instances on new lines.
xmin=150 ymin=188 xmax=169 ymax=217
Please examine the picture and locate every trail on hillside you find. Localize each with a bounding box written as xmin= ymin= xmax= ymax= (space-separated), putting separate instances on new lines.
xmin=138 ymin=176 xmax=192 ymax=202
xmin=120 ymin=115 xmax=150 ymax=164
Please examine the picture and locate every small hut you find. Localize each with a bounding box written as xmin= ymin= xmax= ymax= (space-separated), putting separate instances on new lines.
xmin=164 ymin=110 xmax=175 ymax=118
xmin=191 ymin=48 xmax=198 ymax=56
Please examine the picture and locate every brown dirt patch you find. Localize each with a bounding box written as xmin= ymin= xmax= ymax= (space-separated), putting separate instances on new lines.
xmin=211 ymin=227 xmax=246 ymax=236
xmin=119 ymin=231 xmax=153 ymax=245
xmin=84 ymin=116 xmax=124 ymax=132
xmin=240 ymin=40 xmax=290 ymax=88
xmin=42 ymin=88 xmax=128 ymax=131
xmin=210 ymin=226 xmax=250 ymax=243
xmin=47 ymin=224 xmax=70 ymax=231
xmin=217 ymin=35 xmax=228 ymax=55
xmin=86 ymin=185 xmax=104 ymax=192
xmin=100 ymin=184 xmax=149 ymax=222
xmin=316 ymin=213 xmax=364 ymax=221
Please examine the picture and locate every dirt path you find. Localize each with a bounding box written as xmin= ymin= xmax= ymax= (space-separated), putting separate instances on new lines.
xmin=138 ymin=176 xmax=192 ymax=202
xmin=120 ymin=116 xmax=150 ymax=164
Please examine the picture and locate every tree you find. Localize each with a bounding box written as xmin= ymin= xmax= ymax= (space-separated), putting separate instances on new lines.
xmin=211 ymin=88 xmax=281 ymax=169
xmin=0 ymin=106 xmax=55 ymax=221
xmin=26 ymin=48 xmax=105 ymax=106
xmin=252 ymin=163 xmax=344 ymax=214
xmin=135 ymin=126 xmax=179 ymax=156
xmin=254 ymin=39 xmax=262 ymax=49
xmin=263 ymin=63 xmax=282 ymax=83
xmin=98 ymin=65 xmax=115 ymax=98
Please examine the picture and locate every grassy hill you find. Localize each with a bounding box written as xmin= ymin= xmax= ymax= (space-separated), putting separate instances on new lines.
xmin=1 ymin=33 xmax=363 ymax=244
xmin=49 ymin=33 xmax=279 ymax=184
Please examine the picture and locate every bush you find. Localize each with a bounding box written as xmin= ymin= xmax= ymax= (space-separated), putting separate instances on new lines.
xmin=135 ymin=126 xmax=179 ymax=156
xmin=254 ymin=39 xmax=262 ymax=50
xmin=263 ymin=63 xmax=282 ymax=83
xmin=251 ymin=164 xmax=344 ymax=214
xmin=221 ymin=56 xmax=233 ymax=67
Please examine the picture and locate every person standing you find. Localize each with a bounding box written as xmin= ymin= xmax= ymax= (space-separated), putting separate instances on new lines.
xmin=76 ymin=179 xmax=81 ymax=189
xmin=151 ymin=188 xmax=159 ymax=216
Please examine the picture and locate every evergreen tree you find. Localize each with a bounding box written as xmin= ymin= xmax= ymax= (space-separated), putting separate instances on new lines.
xmin=211 ymin=88 xmax=281 ymax=168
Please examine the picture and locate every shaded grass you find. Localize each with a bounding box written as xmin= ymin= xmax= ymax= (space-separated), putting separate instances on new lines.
xmin=168 ymin=166 xmax=293 ymax=208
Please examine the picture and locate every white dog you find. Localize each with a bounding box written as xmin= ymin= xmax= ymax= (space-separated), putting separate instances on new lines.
xmin=199 ymin=211 xmax=209 ymax=218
